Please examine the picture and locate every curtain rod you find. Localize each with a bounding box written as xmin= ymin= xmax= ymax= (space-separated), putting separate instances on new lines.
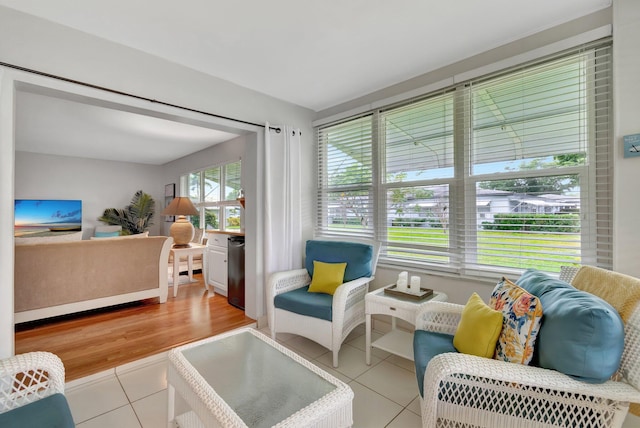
xmin=0 ymin=60 xmax=282 ymax=134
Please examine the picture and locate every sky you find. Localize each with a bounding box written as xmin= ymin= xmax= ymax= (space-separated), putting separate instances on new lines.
xmin=14 ymin=199 xmax=82 ymax=226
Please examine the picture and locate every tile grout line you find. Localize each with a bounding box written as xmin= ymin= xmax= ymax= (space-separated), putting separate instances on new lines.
xmin=75 ymin=403 xmax=134 ymax=427
xmin=114 ymin=367 xmax=149 ymax=428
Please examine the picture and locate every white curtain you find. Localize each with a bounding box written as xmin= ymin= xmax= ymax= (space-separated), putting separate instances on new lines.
xmin=264 ymin=123 xmax=303 ymax=276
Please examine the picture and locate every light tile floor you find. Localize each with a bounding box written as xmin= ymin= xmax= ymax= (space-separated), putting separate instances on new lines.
xmin=65 ymin=324 xmax=640 ymax=428
xmin=65 ymin=324 xmax=422 ymax=427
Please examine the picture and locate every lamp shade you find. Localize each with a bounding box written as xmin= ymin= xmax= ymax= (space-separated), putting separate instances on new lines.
xmin=162 ymin=197 xmax=199 ymax=247
xmin=161 ymin=197 xmax=199 ymax=216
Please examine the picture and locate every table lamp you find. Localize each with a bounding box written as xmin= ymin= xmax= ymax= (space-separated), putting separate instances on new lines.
xmin=162 ymin=197 xmax=199 ymax=247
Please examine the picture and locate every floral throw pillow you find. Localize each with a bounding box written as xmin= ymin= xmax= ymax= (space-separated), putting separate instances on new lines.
xmin=489 ymin=277 xmax=543 ymax=365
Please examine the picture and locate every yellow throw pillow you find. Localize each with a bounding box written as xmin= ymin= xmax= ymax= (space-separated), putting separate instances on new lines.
xmin=453 ymin=292 xmax=504 ymax=358
xmin=308 ymin=261 xmax=347 ymax=295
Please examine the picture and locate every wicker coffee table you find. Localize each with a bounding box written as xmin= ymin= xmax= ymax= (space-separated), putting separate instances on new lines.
xmin=167 ymin=328 xmax=353 ymax=428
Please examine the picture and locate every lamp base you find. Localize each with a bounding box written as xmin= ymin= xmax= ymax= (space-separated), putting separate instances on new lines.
xmin=169 ymin=216 xmax=195 ymax=247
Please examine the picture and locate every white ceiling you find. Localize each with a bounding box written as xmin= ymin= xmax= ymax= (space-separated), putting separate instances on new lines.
xmin=15 ymin=88 xmax=241 ymax=165
xmin=0 ymin=0 xmax=611 ymax=112
xmin=3 ymin=0 xmax=611 ymax=165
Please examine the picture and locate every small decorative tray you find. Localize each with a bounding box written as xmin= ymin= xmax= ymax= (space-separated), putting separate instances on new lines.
xmin=384 ymin=284 xmax=434 ymax=300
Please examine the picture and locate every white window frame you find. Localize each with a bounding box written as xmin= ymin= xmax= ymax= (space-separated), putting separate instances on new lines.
xmin=181 ymin=159 xmax=242 ymax=232
xmin=316 ymin=40 xmax=612 ymax=278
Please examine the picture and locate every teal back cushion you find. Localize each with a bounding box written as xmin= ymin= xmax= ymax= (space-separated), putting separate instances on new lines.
xmin=305 ymin=240 xmax=374 ymax=282
xmin=517 ymin=269 xmax=624 ymax=383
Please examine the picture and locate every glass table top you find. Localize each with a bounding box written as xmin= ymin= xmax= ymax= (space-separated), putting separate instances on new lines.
xmin=181 ymin=331 xmax=336 ymax=428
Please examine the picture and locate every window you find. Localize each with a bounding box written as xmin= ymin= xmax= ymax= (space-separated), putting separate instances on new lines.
xmin=316 ymin=41 xmax=612 ymax=277
xmin=183 ymin=160 xmax=242 ymax=231
xmin=317 ymin=116 xmax=374 ymax=239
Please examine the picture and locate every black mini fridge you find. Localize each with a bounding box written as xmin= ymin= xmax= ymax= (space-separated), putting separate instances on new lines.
xmin=227 ymin=236 xmax=245 ymax=310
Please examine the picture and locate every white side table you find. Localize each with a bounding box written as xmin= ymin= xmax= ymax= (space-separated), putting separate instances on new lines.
xmin=365 ymin=286 xmax=448 ymax=365
xmin=169 ymin=244 xmax=207 ymax=297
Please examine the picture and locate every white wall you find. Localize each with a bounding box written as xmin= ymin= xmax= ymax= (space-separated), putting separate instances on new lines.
xmin=0 ymin=6 xmax=315 ymax=357
xmin=15 ymin=152 xmax=164 ymax=238
xmin=613 ymin=0 xmax=640 ymax=278
xmin=0 ymin=69 xmax=16 ymax=360
xmin=613 ymin=7 xmax=640 ymax=419
xmin=316 ymin=8 xmax=612 ymax=121
xmin=0 ymin=7 xmax=315 ymax=129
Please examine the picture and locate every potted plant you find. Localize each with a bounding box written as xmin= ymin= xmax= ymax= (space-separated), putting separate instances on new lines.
xmin=99 ymin=190 xmax=155 ymax=235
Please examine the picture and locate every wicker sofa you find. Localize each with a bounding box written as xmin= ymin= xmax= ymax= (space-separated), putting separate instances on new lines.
xmin=14 ymin=235 xmax=172 ymax=323
xmin=413 ymin=266 xmax=640 ymax=428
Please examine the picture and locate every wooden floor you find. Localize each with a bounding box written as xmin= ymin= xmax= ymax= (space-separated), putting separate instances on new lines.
xmin=14 ymin=274 xmax=255 ymax=381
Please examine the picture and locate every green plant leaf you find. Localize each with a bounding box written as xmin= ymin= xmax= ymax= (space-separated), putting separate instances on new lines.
xmin=98 ymin=190 xmax=155 ymax=235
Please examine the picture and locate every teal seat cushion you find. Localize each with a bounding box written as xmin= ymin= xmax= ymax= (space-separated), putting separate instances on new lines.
xmin=274 ymin=286 xmax=333 ymax=321
xmin=413 ymin=330 xmax=457 ymax=397
xmin=517 ymin=269 xmax=624 ymax=383
xmin=0 ymin=393 xmax=74 ymax=428
xmin=305 ymin=240 xmax=373 ymax=282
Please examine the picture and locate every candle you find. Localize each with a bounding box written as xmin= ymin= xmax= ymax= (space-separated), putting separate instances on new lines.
xmin=410 ymin=276 xmax=421 ymax=294
xmin=397 ymin=271 xmax=409 ymax=292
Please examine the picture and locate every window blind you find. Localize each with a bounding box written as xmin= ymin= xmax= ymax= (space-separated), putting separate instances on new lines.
xmin=377 ymin=93 xmax=456 ymax=266
xmin=315 ymin=40 xmax=612 ymax=276
xmin=462 ymin=43 xmax=612 ymax=274
xmin=316 ymin=115 xmax=375 ymax=239
xmin=224 ymin=161 xmax=242 ymax=201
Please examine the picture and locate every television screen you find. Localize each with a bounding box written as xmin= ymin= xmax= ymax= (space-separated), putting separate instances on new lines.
xmin=14 ymin=199 xmax=82 ymax=238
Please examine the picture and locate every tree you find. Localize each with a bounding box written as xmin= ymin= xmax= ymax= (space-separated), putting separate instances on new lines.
xmin=190 ymin=210 xmax=218 ymax=229
xmin=555 ymin=153 xmax=586 ymax=166
xmin=478 ymin=154 xmax=584 ymax=194
xmin=389 ymin=173 xmax=409 ymax=218
xmin=329 ymin=163 xmax=372 ymax=225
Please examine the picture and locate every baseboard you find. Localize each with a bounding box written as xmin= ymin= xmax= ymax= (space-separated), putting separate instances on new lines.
xmin=256 ymin=315 xmax=268 ymax=329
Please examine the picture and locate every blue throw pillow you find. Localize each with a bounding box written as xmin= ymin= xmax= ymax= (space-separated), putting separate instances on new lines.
xmin=517 ymin=269 xmax=624 ymax=383
xmin=305 ymin=240 xmax=373 ymax=282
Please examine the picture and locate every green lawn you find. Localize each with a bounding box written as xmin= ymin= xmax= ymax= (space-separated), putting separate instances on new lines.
xmin=332 ymin=225 xmax=580 ymax=272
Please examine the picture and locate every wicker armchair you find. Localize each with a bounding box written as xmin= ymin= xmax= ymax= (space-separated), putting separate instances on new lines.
xmin=266 ymin=238 xmax=379 ymax=367
xmin=415 ymin=286 xmax=640 ymax=427
xmin=0 ymin=351 xmax=74 ymax=427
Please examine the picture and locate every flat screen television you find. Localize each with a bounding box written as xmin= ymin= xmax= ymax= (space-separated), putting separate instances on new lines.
xmin=14 ymin=199 xmax=82 ymax=238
